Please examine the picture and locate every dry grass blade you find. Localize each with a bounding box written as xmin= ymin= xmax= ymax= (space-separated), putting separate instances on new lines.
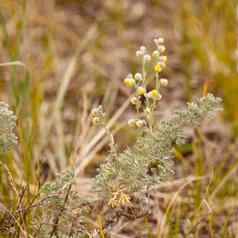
xmin=209 ymin=158 xmax=238 ymax=202
xmin=39 ymin=24 xmax=98 ymax=170
xmin=0 ymin=202 xmax=31 ymax=238
xmin=0 ymin=61 xmax=25 ymax=67
xmin=157 ymin=175 xmax=207 ymax=238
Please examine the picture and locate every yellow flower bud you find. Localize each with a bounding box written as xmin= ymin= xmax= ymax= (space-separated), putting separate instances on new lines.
xmin=147 ymin=89 xmax=162 ymax=100
xmin=150 ymin=89 xmax=159 ymax=98
xmin=154 ymin=63 xmax=162 ymax=73
xmin=136 ymin=86 xmax=146 ymax=96
xmin=124 ymin=78 xmax=136 ymax=88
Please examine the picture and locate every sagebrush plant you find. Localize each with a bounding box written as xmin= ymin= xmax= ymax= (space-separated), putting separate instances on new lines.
xmin=0 ymin=102 xmax=17 ymax=153
xmin=93 ymin=38 xmax=222 ymax=208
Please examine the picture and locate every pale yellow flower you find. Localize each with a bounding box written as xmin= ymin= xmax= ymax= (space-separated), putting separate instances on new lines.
xmin=136 ymin=86 xmax=146 ymax=96
xmin=124 ymin=78 xmax=136 ymax=88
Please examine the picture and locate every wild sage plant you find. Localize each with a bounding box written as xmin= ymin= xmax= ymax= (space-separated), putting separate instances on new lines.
xmin=93 ymin=38 xmax=222 ymax=208
xmin=0 ymin=102 xmax=17 ymax=153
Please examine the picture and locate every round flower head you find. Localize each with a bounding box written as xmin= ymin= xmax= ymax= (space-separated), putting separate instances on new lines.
xmin=144 ymin=54 xmax=151 ymax=62
xmin=139 ymin=46 xmax=146 ymax=54
xmin=160 ymin=78 xmax=168 ymax=87
xmin=128 ymin=118 xmax=137 ymax=128
xmin=124 ymin=77 xmax=136 ymax=88
xmin=158 ymin=37 xmax=164 ymax=44
xmin=154 ymin=37 xmax=164 ymax=46
xmin=136 ymin=50 xmax=143 ymax=57
xmin=147 ymin=89 xmax=162 ymax=100
xmin=154 ymin=63 xmax=162 ymax=73
xmin=152 ymin=50 xmax=160 ymax=58
xmin=158 ymin=45 xmax=166 ymax=53
xmin=136 ymin=86 xmax=146 ymax=96
xmin=134 ymin=73 xmax=143 ymax=82
xmin=135 ymin=119 xmax=146 ymax=128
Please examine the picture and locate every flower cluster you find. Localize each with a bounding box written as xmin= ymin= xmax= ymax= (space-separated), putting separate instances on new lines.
xmin=127 ymin=118 xmax=146 ymax=128
xmin=94 ymin=38 xmax=222 ymax=210
xmin=0 ymin=102 xmax=17 ymax=153
xmin=153 ymin=37 xmax=168 ymax=73
xmin=108 ymin=189 xmax=131 ymax=208
xmin=91 ymin=105 xmax=106 ymax=126
xmin=124 ymin=38 xmax=169 ymax=128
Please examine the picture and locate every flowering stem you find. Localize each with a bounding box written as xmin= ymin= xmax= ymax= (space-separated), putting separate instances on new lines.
xmin=142 ymin=58 xmax=146 ymax=84
xmin=156 ymin=72 xmax=160 ymax=91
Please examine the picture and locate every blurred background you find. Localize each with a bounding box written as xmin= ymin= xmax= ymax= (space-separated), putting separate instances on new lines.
xmin=0 ymin=0 xmax=238 ymax=236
